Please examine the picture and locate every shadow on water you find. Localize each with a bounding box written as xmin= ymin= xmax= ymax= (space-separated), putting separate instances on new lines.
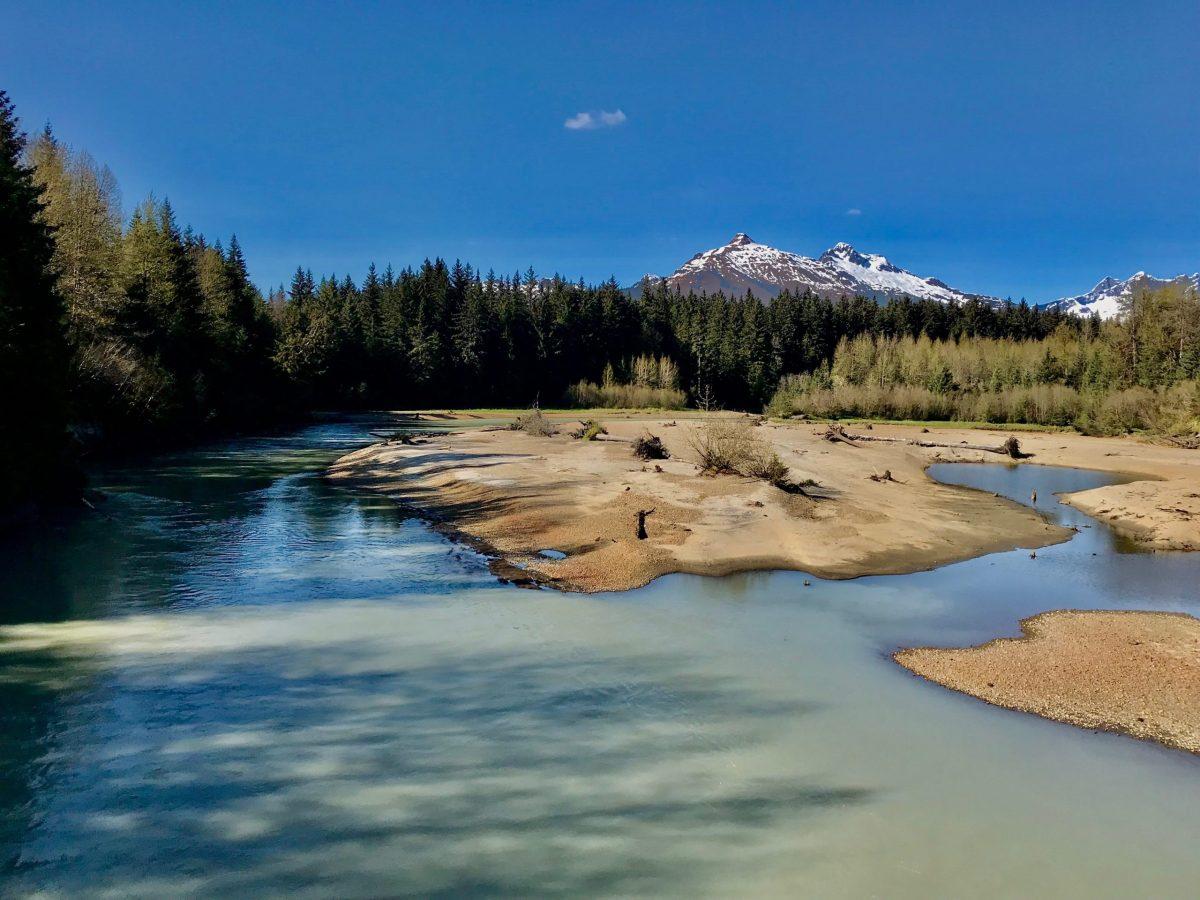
xmin=0 ymin=610 xmax=866 ymax=897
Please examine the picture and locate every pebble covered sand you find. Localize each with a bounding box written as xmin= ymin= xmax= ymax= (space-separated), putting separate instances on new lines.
xmin=896 ymin=610 xmax=1200 ymax=753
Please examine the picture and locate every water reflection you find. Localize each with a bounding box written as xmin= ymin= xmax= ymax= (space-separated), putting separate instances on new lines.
xmin=0 ymin=416 xmax=498 ymax=624
xmin=927 ymin=461 xmax=1142 ymax=550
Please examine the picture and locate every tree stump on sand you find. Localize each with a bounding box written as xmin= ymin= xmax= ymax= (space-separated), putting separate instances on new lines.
xmin=868 ymin=469 xmax=902 ymax=483
xmin=636 ymin=508 xmax=655 ymax=540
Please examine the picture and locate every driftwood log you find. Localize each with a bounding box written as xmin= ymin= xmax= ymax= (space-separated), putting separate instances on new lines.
xmin=820 ymin=425 xmax=1030 ymax=459
xmin=594 ymin=434 xmax=633 ymax=444
xmin=820 ymin=424 xmax=860 ymax=447
xmin=371 ymin=430 xmax=434 ymax=445
xmin=1164 ymin=434 xmax=1200 ymax=450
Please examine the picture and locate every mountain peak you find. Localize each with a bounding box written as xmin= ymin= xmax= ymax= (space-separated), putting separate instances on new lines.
xmin=648 ymin=233 xmax=982 ymax=304
xmin=635 ymin=233 xmax=1196 ymax=321
xmin=820 ymin=242 xmax=868 ymax=266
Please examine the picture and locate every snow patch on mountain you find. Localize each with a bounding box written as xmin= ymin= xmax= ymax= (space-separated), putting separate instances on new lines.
xmin=1046 ymin=272 xmax=1200 ymax=320
xmin=633 ymin=232 xmax=1196 ymax=319
xmin=818 ymin=242 xmax=972 ymax=305
xmin=640 ymin=233 xmax=985 ymax=304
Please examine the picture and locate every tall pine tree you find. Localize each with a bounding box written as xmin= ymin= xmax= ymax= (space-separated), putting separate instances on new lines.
xmin=0 ymin=91 xmax=78 ymax=510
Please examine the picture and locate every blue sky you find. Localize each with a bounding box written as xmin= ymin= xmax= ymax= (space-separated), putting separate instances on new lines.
xmin=3 ymin=0 xmax=1197 ymax=300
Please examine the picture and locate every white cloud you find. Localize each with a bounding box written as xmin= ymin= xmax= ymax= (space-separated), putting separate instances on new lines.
xmin=564 ymin=109 xmax=627 ymax=131
xmin=845 ymin=207 xmax=863 ymax=216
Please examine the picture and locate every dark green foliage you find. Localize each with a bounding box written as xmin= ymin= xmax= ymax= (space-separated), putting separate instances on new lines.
xmin=0 ymin=91 xmax=78 ymax=510
xmin=927 ymin=363 xmax=955 ymax=394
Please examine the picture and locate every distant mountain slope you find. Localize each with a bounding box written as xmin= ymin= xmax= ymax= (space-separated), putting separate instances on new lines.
xmin=1044 ymin=272 xmax=1200 ymax=319
xmin=633 ymin=233 xmax=992 ymax=304
xmin=630 ymin=232 xmax=1196 ymax=320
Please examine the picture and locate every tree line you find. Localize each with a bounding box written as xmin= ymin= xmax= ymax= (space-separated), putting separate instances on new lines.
xmin=769 ymin=287 xmax=1200 ymax=435
xmin=266 ymin=258 xmax=1078 ymax=414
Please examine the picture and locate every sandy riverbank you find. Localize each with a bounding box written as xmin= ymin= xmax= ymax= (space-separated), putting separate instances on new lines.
xmin=896 ymin=610 xmax=1200 ymax=754
xmin=326 ymin=414 xmax=1198 ymax=592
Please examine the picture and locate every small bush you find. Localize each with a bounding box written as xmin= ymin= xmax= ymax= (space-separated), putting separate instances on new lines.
xmin=689 ymin=420 xmax=790 ymax=487
xmin=1000 ymin=436 xmax=1026 ymax=458
xmin=511 ymin=408 xmax=556 ymax=436
xmin=689 ymin=420 xmax=755 ymax=474
xmin=632 ymin=433 xmax=670 ymax=460
xmin=741 ymin=447 xmax=791 ymax=486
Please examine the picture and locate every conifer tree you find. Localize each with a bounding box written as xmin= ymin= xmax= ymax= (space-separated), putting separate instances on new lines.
xmin=0 ymin=92 xmax=77 ymax=509
xmin=114 ymin=197 xmax=207 ymax=428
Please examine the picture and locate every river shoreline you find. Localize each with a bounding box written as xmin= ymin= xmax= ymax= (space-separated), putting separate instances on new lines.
xmin=327 ymin=413 xmax=1200 ymax=754
xmin=895 ymin=610 xmax=1200 ymax=754
xmin=326 ymin=413 xmax=1199 ymax=592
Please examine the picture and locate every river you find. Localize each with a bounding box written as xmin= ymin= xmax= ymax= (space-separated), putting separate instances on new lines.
xmin=0 ymin=415 xmax=1197 ymax=897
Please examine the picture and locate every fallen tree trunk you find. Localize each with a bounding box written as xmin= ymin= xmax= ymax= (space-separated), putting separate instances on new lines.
xmin=819 ymin=425 xmax=1030 ymax=459
xmin=371 ymin=430 xmax=439 ymax=445
xmin=820 ymin=424 xmax=860 ymax=447
xmin=1163 ymin=434 xmax=1200 ymax=450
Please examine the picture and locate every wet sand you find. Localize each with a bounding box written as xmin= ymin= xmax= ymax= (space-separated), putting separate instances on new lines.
xmin=326 ymin=415 xmax=1198 ymax=592
xmin=895 ymin=610 xmax=1200 ymax=754
xmin=1063 ymin=481 xmax=1199 ymax=551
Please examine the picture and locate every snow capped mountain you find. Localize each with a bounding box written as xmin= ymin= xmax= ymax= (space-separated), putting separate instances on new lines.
xmin=631 ymin=232 xmax=1196 ymax=319
xmin=1045 ymin=271 xmax=1200 ymax=319
xmin=818 ymin=242 xmax=973 ymax=305
xmin=634 ymin=233 xmax=987 ymax=304
xmin=667 ymin=233 xmax=848 ymax=298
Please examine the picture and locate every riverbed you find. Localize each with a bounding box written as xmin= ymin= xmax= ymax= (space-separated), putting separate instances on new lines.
xmin=1 ymin=416 xmax=1198 ymax=897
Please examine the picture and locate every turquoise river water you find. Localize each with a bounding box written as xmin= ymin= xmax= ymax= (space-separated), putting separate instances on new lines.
xmin=0 ymin=415 xmax=1198 ymax=897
